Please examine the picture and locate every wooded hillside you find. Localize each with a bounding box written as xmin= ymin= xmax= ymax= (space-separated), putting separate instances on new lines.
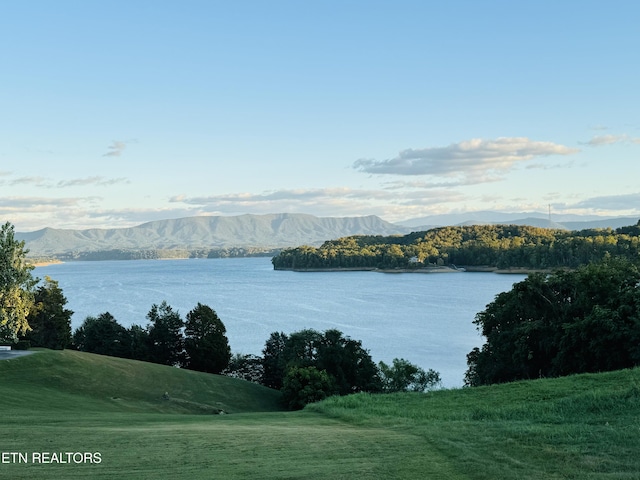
xmin=272 ymin=222 xmax=640 ymax=270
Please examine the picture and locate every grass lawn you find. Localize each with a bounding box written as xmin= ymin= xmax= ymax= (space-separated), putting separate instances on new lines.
xmin=1 ymin=350 xmax=639 ymax=479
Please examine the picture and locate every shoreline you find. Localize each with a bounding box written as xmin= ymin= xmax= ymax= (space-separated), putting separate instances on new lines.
xmin=276 ymin=265 xmax=551 ymax=274
xmin=275 ymin=266 xmax=461 ymax=273
xmin=29 ymin=260 xmax=64 ymax=267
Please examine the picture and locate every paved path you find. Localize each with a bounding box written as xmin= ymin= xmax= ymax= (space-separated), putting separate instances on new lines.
xmin=0 ymin=350 xmax=36 ymax=360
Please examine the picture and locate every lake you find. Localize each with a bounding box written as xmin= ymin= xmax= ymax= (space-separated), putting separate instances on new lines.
xmin=35 ymin=258 xmax=526 ymax=388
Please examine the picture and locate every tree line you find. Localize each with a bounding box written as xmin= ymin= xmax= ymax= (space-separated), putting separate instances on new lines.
xmin=261 ymin=329 xmax=440 ymax=409
xmin=25 ymin=293 xmax=441 ymax=409
xmin=465 ymin=255 xmax=640 ymax=386
xmin=40 ymin=303 xmax=440 ymax=409
xmin=72 ymin=301 xmax=232 ymax=373
xmin=58 ymin=247 xmax=280 ymax=262
xmin=272 ymin=222 xmax=640 ymax=270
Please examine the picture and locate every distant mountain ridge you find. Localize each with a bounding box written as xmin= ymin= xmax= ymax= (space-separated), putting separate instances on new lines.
xmin=16 ymin=211 xmax=639 ymax=259
xmin=17 ymin=213 xmax=408 ymax=258
xmin=399 ymin=211 xmax=639 ymax=232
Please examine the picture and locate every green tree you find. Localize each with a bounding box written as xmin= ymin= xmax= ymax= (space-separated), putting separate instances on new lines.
xmin=378 ymin=358 xmax=441 ymax=392
xmin=262 ymin=328 xmax=382 ymax=401
xmin=281 ymin=365 xmax=337 ymax=410
xmin=552 ymin=259 xmax=640 ymax=375
xmin=465 ymin=272 xmax=561 ymax=386
xmin=466 ymin=257 xmax=640 ymax=386
xmin=223 ymin=353 xmax=264 ymax=383
xmin=0 ymin=222 xmax=38 ymax=342
xmin=261 ymin=331 xmax=289 ymax=389
xmin=314 ymin=329 xmax=382 ymax=395
xmin=126 ymin=324 xmax=150 ymax=361
xmin=282 ymin=328 xmax=323 ymax=367
xmin=146 ymin=301 xmax=185 ymax=366
xmin=25 ymin=276 xmax=73 ymax=349
xmin=73 ymin=312 xmax=128 ymax=357
xmin=183 ymin=303 xmax=231 ymax=374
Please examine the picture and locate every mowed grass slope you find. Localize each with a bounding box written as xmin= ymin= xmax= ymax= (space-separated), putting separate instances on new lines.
xmin=0 ymin=349 xmax=283 ymax=415
xmin=1 ymin=350 xmax=639 ymax=479
xmin=309 ymin=369 xmax=640 ymax=478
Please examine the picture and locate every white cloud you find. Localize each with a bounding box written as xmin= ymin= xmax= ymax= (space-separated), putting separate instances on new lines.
xmin=525 ymin=161 xmax=576 ymax=170
xmin=171 ymin=188 xmax=395 ymax=206
xmin=2 ymin=198 xmax=165 ymax=231
xmin=169 ymin=186 xmax=469 ymax=222
xmin=568 ymin=193 xmax=640 ymax=212
xmin=102 ymin=139 xmax=137 ymax=157
xmin=0 ymin=196 xmax=97 ymax=210
xmin=582 ymin=134 xmax=640 ymax=146
xmin=1 ymin=174 xmax=130 ymax=189
xmin=353 ymin=137 xmax=578 ymax=180
xmin=10 ymin=176 xmax=48 ymax=186
xmin=381 ymin=178 xmax=502 ymax=190
xmin=56 ymin=176 xmax=130 ymax=187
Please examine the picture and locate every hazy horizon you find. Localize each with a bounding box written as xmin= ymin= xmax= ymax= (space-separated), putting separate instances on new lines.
xmin=14 ymin=210 xmax=639 ymax=235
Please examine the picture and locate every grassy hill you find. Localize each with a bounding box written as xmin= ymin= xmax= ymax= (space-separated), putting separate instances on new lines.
xmin=0 ymin=349 xmax=283 ymax=415
xmin=1 ymin=350 xmax=639 ymax=479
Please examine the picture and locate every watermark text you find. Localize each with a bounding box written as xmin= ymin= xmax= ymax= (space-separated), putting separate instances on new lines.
xmin=1 ymin=452 xmax=101 ymax=464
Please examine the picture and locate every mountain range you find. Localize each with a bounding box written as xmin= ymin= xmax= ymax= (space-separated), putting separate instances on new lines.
xmin=397 ymin=211 xmax=639 ymax=231
xmin=16 ymin=213 xmax=406 ymax=258
xmin=16 ymin=212 xmax=639 ymax=259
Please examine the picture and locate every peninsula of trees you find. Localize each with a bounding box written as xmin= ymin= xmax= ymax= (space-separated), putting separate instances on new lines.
xmin=271 ymin=222 xmax=640 ymax=271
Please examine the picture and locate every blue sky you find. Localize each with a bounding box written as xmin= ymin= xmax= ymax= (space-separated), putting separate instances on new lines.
xmin=2 ymin=1 xmax=639 ymax=231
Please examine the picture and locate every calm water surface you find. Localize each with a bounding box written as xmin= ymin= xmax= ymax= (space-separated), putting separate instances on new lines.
xmin=36 ymin=258 xmax=525 ymax=387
